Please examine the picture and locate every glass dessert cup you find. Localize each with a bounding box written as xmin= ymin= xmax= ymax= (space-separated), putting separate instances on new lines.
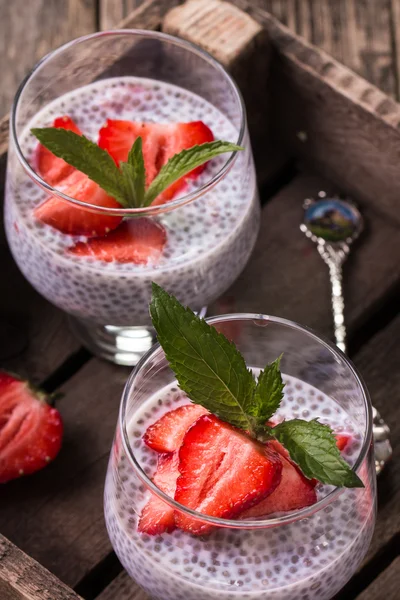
xmin=104 ymin=315 xmax=376 ymax=600
xmin=4 ymin=30 xmax=259 ymax=366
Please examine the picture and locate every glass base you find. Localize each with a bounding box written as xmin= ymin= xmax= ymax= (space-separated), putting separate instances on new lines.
xmin=69 ymin=306 xmax=208 ymax=366
xmin=68 ymin=317 xmax=158 ymax=366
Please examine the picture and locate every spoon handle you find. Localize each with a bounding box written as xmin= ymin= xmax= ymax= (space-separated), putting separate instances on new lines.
xmin=316 ymin=242 xmax=348 ymax=353
xmin=316 ymin=241 xmax=392 ymax=474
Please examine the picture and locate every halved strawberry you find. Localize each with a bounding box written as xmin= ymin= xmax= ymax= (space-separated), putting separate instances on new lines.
xmin=143 ymin=404 xmax=209 ymax=453
xmin=68 ymin=217 xmax=166 ymax=264
xmin=240 ymin=445 xmax=317 ymax=519
xmin=138 ymin=452 xmax=179 ymax=535
xmin=35 ymin=116 xmax=82 ymax=186
xmin=34 ymin=170 xmax=122 ymax=236
xmin=174 ymin=415 xmax=282 ymax=535
xmin=0 ymin=371 xmax=63 ymax=483
xmin=98 ymin=119 xmax=213 ymax=204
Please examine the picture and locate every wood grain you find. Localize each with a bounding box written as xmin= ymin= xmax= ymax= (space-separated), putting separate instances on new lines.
xmin=100 ymin=0 xmax=143 ymax=30
xmin=96 ymin=571 xmax=148 ymax=600
xmin=229 ymin=0 xmax=400 ymax=223
xmin=211 ymin=172 xmax=400 ymax=340
xmin=0 ymin=0 xmax=96 ymax=119
xmin=0 ymin=360 xmax=129 ymax=587
xmin=0 ymin=535 xmax=82 ymax=600
xmin=259 ymin=0 xmax=398 ymax=99
xmin=355 ymin=556 xmax=400 ymax=600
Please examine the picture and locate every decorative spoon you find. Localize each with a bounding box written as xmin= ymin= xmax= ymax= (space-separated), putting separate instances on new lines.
xmin=300 ymin=191 xmax=392 ymax=474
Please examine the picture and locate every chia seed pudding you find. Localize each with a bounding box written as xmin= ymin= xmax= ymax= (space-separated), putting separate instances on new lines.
xmin=104 ymin=374 xmax=376 ymax=600
xmin=5 ymin=77 xmax=259 ymax=326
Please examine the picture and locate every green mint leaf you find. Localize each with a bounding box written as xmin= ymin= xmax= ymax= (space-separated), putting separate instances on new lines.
xmin=144 ymin=141 xmax=243 ymax=205
xmin=120 ymin=137 xmax=145 ymax=208
xmin=31 ymin=128 xmax=128 ymax=206
xmin=250 ymin=355 xmax=285 ymax=426
xmin=150 ymin=283 xmax=256 ymax=431
xmin=272 ymin=419 xmax=364 ymax=488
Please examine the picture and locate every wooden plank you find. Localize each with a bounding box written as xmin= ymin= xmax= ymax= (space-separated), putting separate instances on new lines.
xmin=247 ymin=1 xmax=398 ymax=99
xmin=0 ymin=360 xmax=129 ymax=587
xmin=353 ymin=314 xmax=400 ymax=564
xmin=118 ymin=0 xmax=182 ymax=29
xmin=2 ymin=170 xmax=398 ymax=588
xmin=0 ymin=240 xmax=79 ymax=382
xmin=100 ymin=0 xmax=143 ymax=29
xmin=96 ymin=572 xmax=148 ymax=600
xmin=0 ymin=0 xmax=96 ymax=119
xmin=229 ymin=0 xmax=400 ymax=224
xmin=354 ymin=556 xmax=400 ymax=600
xmin=211 ymin=172 xmax=400 ymax=340
xmin=161 ymin=0 xmax=279 ymax=185
xmin=0 ymin=535 xmax=82 ymax=600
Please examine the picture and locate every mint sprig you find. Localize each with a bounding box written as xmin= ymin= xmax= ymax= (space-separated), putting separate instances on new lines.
xmin=150 ymin=283 xmax=256 ymax=431
xmin=31 ymin=127 xmax=242 ymax=208
xmin=150 ymin=283 xmax=364 ymax=489
xmin=272 ymin=419 xmax=363 ymax=487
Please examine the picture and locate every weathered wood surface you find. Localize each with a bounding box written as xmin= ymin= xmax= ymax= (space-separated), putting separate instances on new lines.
xmin=0 ymin=1 xmax=399 ymax=599
xmin=0 ymin=535 xmax=82 ymax=600
xmin=3 ymin=0 xmax=400 ymax=117
xmin=0 ymin=0 xmax=96 ymax=119
xmin=101 ymin=0 xmax=400 ymax=99
xmin=355 ymin=556 xmax=400 ymax=600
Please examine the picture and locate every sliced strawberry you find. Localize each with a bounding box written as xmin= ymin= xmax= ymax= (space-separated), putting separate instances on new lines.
xmin=143 ymin=404 xmax=209 ymax=453
xmin=35 ymin=116 xmax=82 ymax=186
xmin=138 ymin=453 xmax=179 ymax=535
xmin=240 ymin=444 xmax=317 ymax=519
xmin=335 ymin=433 xmax=351 ymax=451
xmin=68 ymin=217 xmax=166 ymax=264
xmin=34 ymin=170 xmax=122 ymax=236
xmin=98 ymin=119 xmax=213 ymax=205
xmin=174 ymin=415 xmax=282 ymax=535
xmin=0 ymin=371 xmax=63 ymax=483
xmin=153 ymin=121 xmax=214 ymax=205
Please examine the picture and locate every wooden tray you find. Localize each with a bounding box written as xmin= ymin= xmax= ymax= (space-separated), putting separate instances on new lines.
xmin=1 ymin=1 xmax=399 ymax=599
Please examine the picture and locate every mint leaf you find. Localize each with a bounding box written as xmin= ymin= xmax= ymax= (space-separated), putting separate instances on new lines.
xmin=120 ymin=137 xmax=145 ymax=207
xmin=31 ymin=128 xmax=128 ymax=206
xmin=150 ymin=283 xmax=256 ymax=431
xmin=144 ymin=141 xmax=243 ymax=205
xmin=272 ymin=419 xmax=364 ymax=488
xmin=250 ymin=356 xmax=285 ymax=427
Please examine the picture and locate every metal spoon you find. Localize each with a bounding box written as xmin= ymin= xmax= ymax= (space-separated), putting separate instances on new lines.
xmin=300 ymin=191 xmax=392 ymax=474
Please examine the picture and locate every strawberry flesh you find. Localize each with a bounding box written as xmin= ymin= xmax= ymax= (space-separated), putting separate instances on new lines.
xmin=34 ymin=170 xmax=122 ymax=236
xmin=98 ymin=119 xmax=214 ymax=205
xmin=138 ymin=453 xmax=179 ymax=535
xmin=240 ymin=443 xmax=317 ymax=519
xmin=68 ymin=217 xmax=166 ymax=264
xmin=335 ymin=433 xmax=351 ymax=451
xmin=35 ymin=116 xmax=82 ymax=186
xmin=0 ymin=371 xmax=63 ymax=483
xmin=174 ymin=415 xmax=282 ymax=535
xmin=143 ymin=404 xmax=209 ymax=453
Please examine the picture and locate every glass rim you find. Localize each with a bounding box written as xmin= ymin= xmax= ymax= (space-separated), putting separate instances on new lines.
xmin=120 ymin=313 xmax=373 ymax=530
xmin=10 ymin=28 xmax=246 ymax=217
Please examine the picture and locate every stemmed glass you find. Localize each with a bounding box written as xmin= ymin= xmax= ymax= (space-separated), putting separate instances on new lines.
xmin=4 ymin=30 xmax=259 ymax=365
xmin=105 ymin=314 xmax=376 ymax=600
